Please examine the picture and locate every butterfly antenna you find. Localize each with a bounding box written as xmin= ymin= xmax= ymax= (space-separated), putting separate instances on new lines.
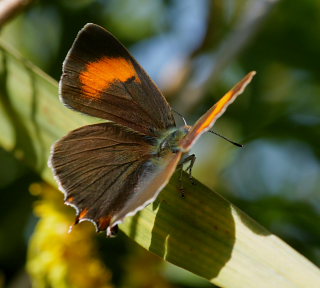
xmin=208 ymin=130 xmax=243 ymax=148
xmin=172 ymin=109 xmax=187 ymax=126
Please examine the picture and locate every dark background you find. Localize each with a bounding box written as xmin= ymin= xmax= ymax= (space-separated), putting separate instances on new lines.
xmin=0 ymin=0 xmax=319 ymax=287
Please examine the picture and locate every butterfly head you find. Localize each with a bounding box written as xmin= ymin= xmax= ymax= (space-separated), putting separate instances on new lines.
xmin=155 ymin=126 xmax=191 ymax=156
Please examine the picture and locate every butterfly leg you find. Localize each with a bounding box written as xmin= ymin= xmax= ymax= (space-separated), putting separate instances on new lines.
xmin=183 ymin=154 xmax=196 ymax=185
xmin=177 ymin=154 xmax=196 ymax=197
xmin=178 ymin=167 xmax=185 ymax=198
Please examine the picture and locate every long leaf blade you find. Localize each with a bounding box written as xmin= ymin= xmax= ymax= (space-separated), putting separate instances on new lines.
xmin=0 ymin=41 xmax=319 ymax=288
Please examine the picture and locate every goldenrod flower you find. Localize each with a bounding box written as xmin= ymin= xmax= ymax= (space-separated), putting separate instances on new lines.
xmin=27 ymin=183 xmax=112 ymax=288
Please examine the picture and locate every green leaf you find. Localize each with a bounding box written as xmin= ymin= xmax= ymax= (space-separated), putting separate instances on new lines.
xmin=0 ymin=40 xmax=319 ymax=288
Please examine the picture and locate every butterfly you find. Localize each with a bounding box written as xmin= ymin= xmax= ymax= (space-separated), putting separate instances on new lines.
xmin=49 ymin=23 xmax=255 ymax=237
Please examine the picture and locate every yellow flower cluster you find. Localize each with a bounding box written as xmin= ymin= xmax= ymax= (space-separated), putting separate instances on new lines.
xmin=27 ymin=183 xmax=113 ymax=288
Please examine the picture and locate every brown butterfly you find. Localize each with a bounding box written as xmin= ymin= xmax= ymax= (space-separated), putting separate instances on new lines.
xmin=49 ymin=23 xmax=255 ymax=237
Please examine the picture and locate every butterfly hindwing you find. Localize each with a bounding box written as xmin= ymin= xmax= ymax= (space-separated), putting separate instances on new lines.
xmin=60 ymin=23 xmax=175 ymax=136
xmin=50 ymin=123 xmax=155 ymax=232
xmin=50 ymin=122 xmax=181 ymax=235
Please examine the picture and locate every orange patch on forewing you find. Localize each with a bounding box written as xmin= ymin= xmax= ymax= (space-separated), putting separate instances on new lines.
xmin=179 ymin=71 xmax=255 ymax=151
xmin=195 ymin=71 xmax=256 ymax=135
xmin=196 ymin=90 xmax=234 ymax=133
xmin=79 ymin=57 xmax=140 ymax=98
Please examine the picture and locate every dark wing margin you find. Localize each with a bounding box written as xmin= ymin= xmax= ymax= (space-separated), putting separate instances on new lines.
xmin=49 ymin=122 xmax=180 ymax=236
xmin=60 ymin=23 xmax=175 ymax=136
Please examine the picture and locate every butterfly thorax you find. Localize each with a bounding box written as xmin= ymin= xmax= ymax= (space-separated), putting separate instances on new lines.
xmin=155 ymin=126 xmax=191 ymax=156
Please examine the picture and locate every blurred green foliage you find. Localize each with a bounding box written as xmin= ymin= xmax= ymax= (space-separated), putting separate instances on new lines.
xmin=0 ymin=0 xmax=319 ymax=287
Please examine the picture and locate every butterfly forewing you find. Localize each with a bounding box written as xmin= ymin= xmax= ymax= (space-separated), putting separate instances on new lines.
xmin=60 ymin=23 xmax=175 ymax=136
xmin=180 ymin=71 xmax=256 ymax=151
